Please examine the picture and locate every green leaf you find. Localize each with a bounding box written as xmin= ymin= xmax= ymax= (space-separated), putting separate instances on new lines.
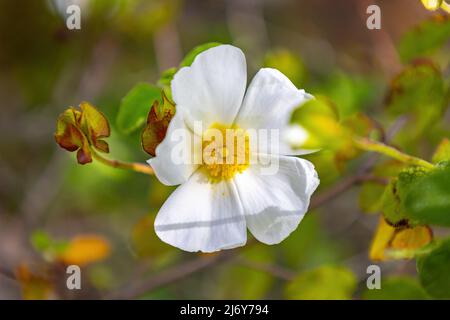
xmin=117 ymin=83 xmax=162 ymax=135
xmin=381 ymin=166 xmax=430 ymax=226
xmin=318 ymin=71 xmax=377 ymax=118
xmin=285 ymin=265 xmax=357 ymax=300
xmin=180 ymin=42 xmax=222 ymax=67
xmin=404 ymin=164 xmax=450 ymax=226
xmin=386 ymin=60 xmax=445 ymax=117
xmin=380 ymin=180 xmax=408 ymax=225
xmin=31 ymin=230 xmax=52 ymax=252
xmin=157 ymin=67 xmax=177 ymax=87
xmin=398 ymin=15 xmax=450 ymax=63
xmin=417 ymin=238 xmax=450 ymax=299
xmin=362 ymin=277 xmax=429 ymax=300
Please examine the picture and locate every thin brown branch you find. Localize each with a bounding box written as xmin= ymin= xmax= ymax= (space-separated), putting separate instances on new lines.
xmin=106 ymin=251 xmax=237 ymax=300
xmin=0 ymin=265 xmax=17 ymax=282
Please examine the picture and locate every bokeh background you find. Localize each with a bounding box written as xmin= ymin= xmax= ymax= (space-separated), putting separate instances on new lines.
xmin=0 ymin=0 xmax=449 ymax=299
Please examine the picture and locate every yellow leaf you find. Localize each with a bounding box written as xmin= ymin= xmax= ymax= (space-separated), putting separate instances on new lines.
xmin=387 ymin=226 xmax=433 ymax=259
xmin=369 ymin=217 xmax=433 ymax=261
xmin=59 ymin=235 xmax=111 ymax=267
xmin=369 ymin=217 xmax=396 ymax=261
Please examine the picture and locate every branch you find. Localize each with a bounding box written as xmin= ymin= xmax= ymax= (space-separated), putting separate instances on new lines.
xmin=106 ymin=251 xmax=237 ymax=299
xmin=0 ymin=265 xmax=17 ymax=282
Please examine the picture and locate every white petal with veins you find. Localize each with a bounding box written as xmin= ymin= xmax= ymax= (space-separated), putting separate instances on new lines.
xmin=154 ymin=169 xmax=247 ymax=252
xmin=235 ymin=68 xmax=313 ymax=155
xmin=233 ymin=154 xmax=319 ymax=244
xmin=172 ymin=45 xmax=247 ymax=130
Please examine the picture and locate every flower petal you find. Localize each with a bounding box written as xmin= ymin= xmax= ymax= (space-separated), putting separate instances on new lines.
xmin=148 ymin=111 xmax=200 ymax=186
xmin=235 ymin=68 xmax=313 ymax=155
xmin=154 ymin=169 xmax=247 ymax=252
xmin=171 ymin=44 xmax=247 ymax=129
xmin=233 ymin=154 xmax=319 ymax=244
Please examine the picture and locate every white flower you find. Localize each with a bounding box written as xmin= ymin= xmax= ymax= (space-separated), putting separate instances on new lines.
xmin=148 ymin=44 xmax=319 ymax=252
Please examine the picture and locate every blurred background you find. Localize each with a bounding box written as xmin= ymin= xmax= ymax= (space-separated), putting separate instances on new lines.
xmin=0 ymin=0 xmax=448 ymax=299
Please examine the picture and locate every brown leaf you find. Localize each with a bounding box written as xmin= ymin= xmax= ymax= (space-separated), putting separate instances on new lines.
xmin=76 ymin=142 xmax=92 ymax=165
xmin=141 ymin=91 xmax=175 ymax=156
xmin=94 ymin=139 xmax=110 ymax=153
xmin=54 ymin=108 xmax=84 ymax=152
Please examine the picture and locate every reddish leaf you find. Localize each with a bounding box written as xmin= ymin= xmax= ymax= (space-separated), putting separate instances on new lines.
xmin=54 ymin=108 xmax=84 ymax=152
xmin=76 ymin=141 xmax=92 ymax=165
xmin=141 ymin=92 xmax=175 ymax=156
xmin=94 ymin=139 xmax=110 ymax=153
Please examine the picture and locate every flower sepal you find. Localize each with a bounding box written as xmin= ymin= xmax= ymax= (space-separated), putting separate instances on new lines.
xmin=54 ymin=102 xmax=111 ymax=164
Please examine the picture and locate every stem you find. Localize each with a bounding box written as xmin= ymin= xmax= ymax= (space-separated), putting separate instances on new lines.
xmin=353 ymin=137 xmax=434 ymax=169
xmin=90 ymin=149 xmax=154 ymax=175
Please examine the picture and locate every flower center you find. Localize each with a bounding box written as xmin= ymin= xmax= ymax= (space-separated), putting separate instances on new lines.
xmin=202 ymin=123 xmax=250 ymax=181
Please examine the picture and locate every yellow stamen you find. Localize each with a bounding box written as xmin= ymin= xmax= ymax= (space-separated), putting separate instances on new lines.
xmin=202 ymin=123 xmax=250 ymax=181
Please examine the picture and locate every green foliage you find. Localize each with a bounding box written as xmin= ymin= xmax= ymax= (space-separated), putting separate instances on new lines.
xmin=359 ymin=182 xmax=385 ymax=214
xmin=30 ymin=230 xmax=69 ymax=262
xmin=398 ymin=15 xmax=450 ymax=63
xmin=285 ymin=265 xmax=356 ymax=300
xmin=359 ymin=161 xmax=403 ymax=214
xmin=386 ymin=60 xmax=445 ymax=117
xmin=381 ymin=166 xmax=430 ymax=225
xmin=218 ymin=246 xmax=274 ymax=299
xmin=179 ymin=42 xmax=222 ymax=67
xmin=404 ymin=163 xmax=450 ymax=226
xmin=264 ymin=49 xmax=307 ymax=87
xmin=318 ymin=71 xmax=377 ymax=118
xmin=291 ymin=97 xmax=342 ymax=150
xmin=432 ymin=138 xmax=450 ymax=163
xmin=131 ymin=214 xmax=173 ymax=258
xmin=362 ymin=277 xmax=429 ymax=300
xmin=117 ymin=83 xmax=162 ymax=135
xmin=278 ymin=214 xmax=345 ymax=269
xmin=417 ymin=238 xmax=450 ymax=299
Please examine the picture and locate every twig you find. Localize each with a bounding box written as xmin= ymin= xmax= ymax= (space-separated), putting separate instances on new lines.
xmin=91 ymin=149 xmax=154 ymax=176
xmin=106 ymin=251 xmax=236 ymax=299
xmin=0 ymin=265 xmax=17 ymax=282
